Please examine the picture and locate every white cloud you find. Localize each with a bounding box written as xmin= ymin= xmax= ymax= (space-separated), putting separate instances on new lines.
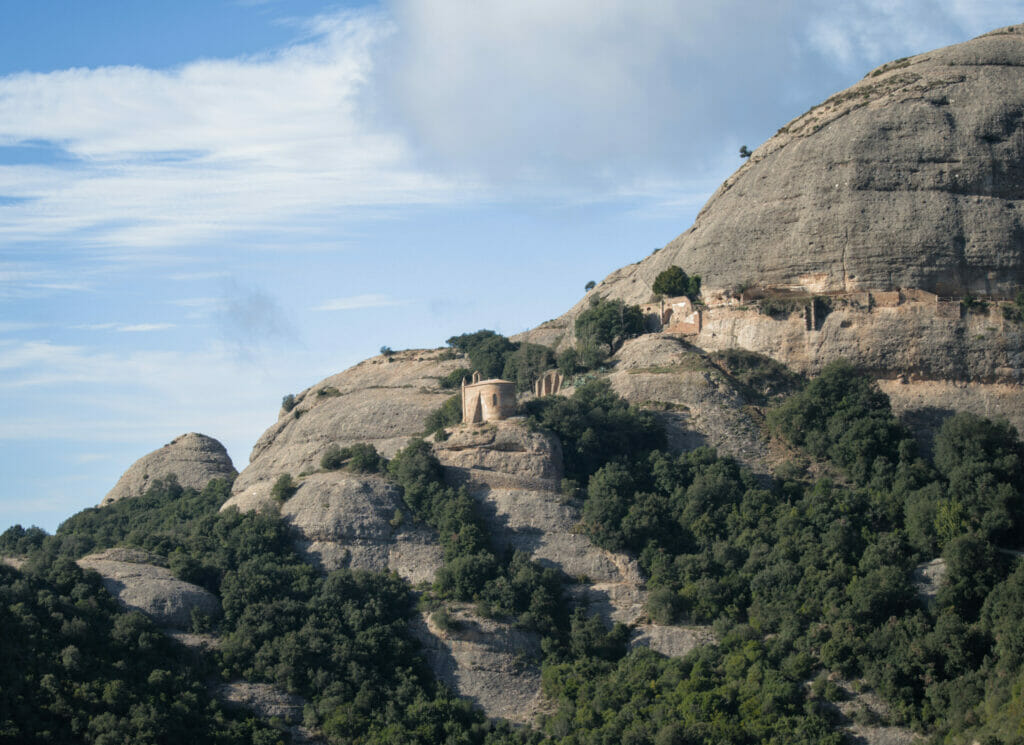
xmin=313 ymin=293 xmax=405 ymax=311
xmin=71 ymin=322 xmax=176 ymax=332
xmin=377 ymin=0 xmax=1024 ymax=189
xmin=0 ymin=1 xmax=1018 ymax=271
xmin=118 ymin=323 xmax=176 ymax=332
xmin=0 ymin=10 xmax=455 ymax=254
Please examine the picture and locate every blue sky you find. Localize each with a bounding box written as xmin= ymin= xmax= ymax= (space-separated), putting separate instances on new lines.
xmin=2 ymin=0 xmax=1022 ymax=531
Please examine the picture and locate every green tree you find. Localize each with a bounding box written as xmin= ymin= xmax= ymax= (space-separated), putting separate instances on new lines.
xmin=652 ymin=266 xmax=701 ymax=300
xmin=574 ymin=297 xmax=645 ymax=362
xmin=502 ymin=342 xmax=554 ymax=392
xmin=270 ymin=473 xmax=297 ymax=501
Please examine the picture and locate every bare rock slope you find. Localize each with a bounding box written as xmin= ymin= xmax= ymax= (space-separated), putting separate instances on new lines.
xmin=529 ymin=26 xmax=1024 ymax=425
xmin=101 ymin=433 xmax=236 ymax=506
xmin=598 ymin=25 xmax=1024 ymax=303
xmin=227 ymin=349 xmax=465 ymax=509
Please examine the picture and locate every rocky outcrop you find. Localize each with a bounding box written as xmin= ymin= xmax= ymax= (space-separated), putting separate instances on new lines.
xmin=630 ymin=624 xmax=716 ymax=658
xmin=101 ymin=433 xmax=236 ymax=506
xmin=229 ymin=349 xmax=465 ymax=508
xmin=606 ymin=335 xmax=772 ymax=472
xmin=880 ymin=378 xmax=1024 ymax=451
xmin=531 ymin=27 xmax=1024 ymax=420
xmin=590 ymin=26 xmax=1024 ymax=303
xmin=77 ymin=547 xmax=220 ymax=629
xmin=412 ymin=605 xmax=545 ymax=725
xmin=214 ymin=682 xmax=323 ymax=744
xmin=912 ymin=558 xmax=947 ymax=603
xmin=435 ymin=418 xmax=651 ymax=625
xmin=278 ymin=472 xmax=442 ymax=584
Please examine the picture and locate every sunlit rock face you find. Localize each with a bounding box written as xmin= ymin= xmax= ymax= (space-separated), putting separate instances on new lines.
xmin=101 ymin=433 xmax=237 ymax=506
xmin=596 ymin=26 xmax=1024 ymax=302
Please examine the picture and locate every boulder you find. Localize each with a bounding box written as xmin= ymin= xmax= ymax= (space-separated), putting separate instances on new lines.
xmin=77 ymin=547 xmax=220 ymax=629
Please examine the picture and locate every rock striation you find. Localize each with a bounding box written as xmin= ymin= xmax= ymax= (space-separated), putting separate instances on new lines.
xmin=101 ymin=433 xmax=236 ymax=506
xmin=412 ymin=606 xmax=545 ymax=725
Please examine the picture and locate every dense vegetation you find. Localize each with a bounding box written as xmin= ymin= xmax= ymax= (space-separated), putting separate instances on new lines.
xmin=0 ymin=557 xmax=278 ymax=745
xmin=4 ymin=356 xmax=1024 ymax=744
xmin=545 ymin=361 xmax=1024 ymax=744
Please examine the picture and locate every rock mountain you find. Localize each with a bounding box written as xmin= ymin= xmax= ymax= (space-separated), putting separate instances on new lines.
xmin=77 ymin=25 xmax=1024 ymax=743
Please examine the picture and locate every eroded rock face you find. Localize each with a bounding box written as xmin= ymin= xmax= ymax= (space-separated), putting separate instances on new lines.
xmin=598 ymin=26 xmax=1024 ymax=302
xmin=411 ymin=605 xmax=545 ymax=725
xmin=630 ymin=625 xmax=716 ymax=658
xmin=229 ymin=349 xmax=465 ymax=508
xmin=101 ymin=433 xmax=236 ymax=506
xmin=532 ymin=27 xmax=1024 ymax=407
xmin=214 ymin=682 xmax=324 ymax=744
xmin=606 ymin=335 xmax=773 ymax=472
xmin=435 ymin=418 xmax=651 ymax=625
xmin=280 ymin=472 xmax=442 ymax=584
xmin=77 ymin=548 xmax=220 ymax=629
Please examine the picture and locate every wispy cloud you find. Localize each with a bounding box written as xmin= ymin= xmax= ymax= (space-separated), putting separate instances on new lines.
xmin=0 ymin=1 xmax=1011 ymax=274
xmin=72 ymin=322 xmax=175 ymax=333
xmin=0 ymin=10 xmax=454 ymax=256
xmin=118 ymin=323 xmax=176 ymax=332
xmin=313 ymin=293 xmax=406 ymax=311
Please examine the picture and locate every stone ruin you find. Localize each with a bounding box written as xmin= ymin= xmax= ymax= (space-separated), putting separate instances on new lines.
xmin=533 ymin=370 xmax=563 ymax=397
xmin=641 ymin=295 xmax=702 ymax=335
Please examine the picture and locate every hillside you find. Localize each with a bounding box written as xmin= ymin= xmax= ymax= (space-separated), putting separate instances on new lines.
xmin=528 ymin=25 xmax=1024 ymax=431
xmin=3 ymin=24 xmax=1024 ymax=745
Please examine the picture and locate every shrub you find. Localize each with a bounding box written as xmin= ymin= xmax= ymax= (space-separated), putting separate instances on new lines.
xmin=652 ymin=266 xmax=701 ymax=300
xmin=281 ymin=394 xmax=296 ymax=412
xmin=502 ymin=342 xmax=554 ymax=392
xmin=525 ymin=378 xmax=665 ymax=482
xmin=431 ymin=607 xmax=459 ymax=632
xmin=556 ymin=347 xmax=579 ymax=378
xmin=270 ymin=474 xmax=297 ymax=502
xmin=320 ymin=443 xmax=383 ymax=473
xmin=321 ymin=444 xmax=345 ymax=470
xmin=585 ymin=280 xmax=596 ymax=291
xmin=424 ymin=394 xmax=461 ymax=435
xmin=345 ymin=443 xmax=383 ymax=473
xmin=574 ymin=297 xmax=645 ymax=360
xmin=438 ymin=367 xmax=472 ymax=389
xmin=446 ymin=330 xmax=515 ymax=379
xmin=767 ymin=359 xmax=913 ymax=485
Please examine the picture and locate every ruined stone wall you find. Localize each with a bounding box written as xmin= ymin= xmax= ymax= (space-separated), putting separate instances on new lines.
xmin=533 ymin=370 xmax=563 ymax=397
xmin=662 ymin=296 xmax=702 ymax=335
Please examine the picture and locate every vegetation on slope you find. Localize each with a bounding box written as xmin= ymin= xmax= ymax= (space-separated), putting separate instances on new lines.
xmin=3 ymin=356 xmax=1024 ymax=744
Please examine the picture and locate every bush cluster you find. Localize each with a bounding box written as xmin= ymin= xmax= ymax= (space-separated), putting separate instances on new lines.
xmin=320 ymin=442 xmax=383 ymax=473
